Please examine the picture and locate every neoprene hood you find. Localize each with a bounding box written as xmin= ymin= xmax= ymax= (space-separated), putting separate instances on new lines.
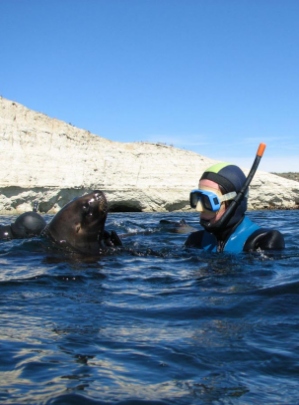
xmin=199 ymin=162 xmax=247 ymax=231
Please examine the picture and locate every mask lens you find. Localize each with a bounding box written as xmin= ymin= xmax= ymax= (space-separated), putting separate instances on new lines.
xmin=190 ymin=192 xmax=199 ymax=208
xmin=202 ymin=194 xmax=213 ymax=211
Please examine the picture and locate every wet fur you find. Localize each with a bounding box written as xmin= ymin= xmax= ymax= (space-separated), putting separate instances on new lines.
xmin=42 ymin=190 xmax=121 ymax=255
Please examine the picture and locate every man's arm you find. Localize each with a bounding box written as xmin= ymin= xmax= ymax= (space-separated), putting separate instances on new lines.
xmin=244 ymin=228 xmax=285 ymax=251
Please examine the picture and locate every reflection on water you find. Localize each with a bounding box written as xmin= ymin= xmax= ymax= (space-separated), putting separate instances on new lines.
xmin=0 ymin=210 xmax=299 ymax=404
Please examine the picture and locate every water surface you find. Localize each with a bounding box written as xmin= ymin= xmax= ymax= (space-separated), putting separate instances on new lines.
xmin=1 ymin=210 xmax=299 ymax=404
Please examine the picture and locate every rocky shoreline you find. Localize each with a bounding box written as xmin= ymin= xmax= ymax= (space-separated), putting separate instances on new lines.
xmin=1 ymin=96 xmax=299 ymax=214
xmin=269 ymin=174 xmax=299 ymax=210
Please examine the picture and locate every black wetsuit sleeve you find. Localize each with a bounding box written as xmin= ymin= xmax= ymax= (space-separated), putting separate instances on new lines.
xmin=243 ymin=228 xmax=285 ymax=251
xmin=184 ymin=230 xmax=205 ymax=248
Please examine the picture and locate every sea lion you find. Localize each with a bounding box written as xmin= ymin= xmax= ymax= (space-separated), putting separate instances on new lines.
xmin=42 ymin=190 xmax=121 ymax=254
xmin=159 ymin=219 xmax=197 ymax=234
xmin=117 ymin=219 xmax=197 ymax=239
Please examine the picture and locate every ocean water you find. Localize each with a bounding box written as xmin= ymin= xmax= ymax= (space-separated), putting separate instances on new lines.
xmin=1 ymin=210 xmax=299 ymax=405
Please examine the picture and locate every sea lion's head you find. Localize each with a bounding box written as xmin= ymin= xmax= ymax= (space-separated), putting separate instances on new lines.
xmin=44 ymin=190 xmax=108 ymax=254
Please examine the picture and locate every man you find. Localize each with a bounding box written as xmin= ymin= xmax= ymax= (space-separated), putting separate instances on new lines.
xmin=0 ymin=211 xmax=47 ymax=240
xmin=185 ymin=162 xmax=285 ymax=253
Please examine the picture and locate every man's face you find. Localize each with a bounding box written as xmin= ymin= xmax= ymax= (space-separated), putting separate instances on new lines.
xmin=197 ymin=179 xmax=226 ymax=224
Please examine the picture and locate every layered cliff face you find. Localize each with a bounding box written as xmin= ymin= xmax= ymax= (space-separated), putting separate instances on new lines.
xmin=1 ymin=96 xmax=299 ymax=214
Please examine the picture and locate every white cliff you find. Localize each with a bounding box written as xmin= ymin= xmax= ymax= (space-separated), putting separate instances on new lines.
xmin=1 ymin=96 xmax=299 ymax=214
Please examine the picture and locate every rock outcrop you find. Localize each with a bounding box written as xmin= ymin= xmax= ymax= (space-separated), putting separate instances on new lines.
xmin=1 ymin=96 xmax=299 ymax=214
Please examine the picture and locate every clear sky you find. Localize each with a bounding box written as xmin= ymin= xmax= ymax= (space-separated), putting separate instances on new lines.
xmin=1 ymin=0 xmax=298 ymax=172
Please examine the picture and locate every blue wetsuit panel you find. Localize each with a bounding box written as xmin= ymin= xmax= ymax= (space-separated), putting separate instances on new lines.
xmin=201 ymin=217 xmax=260 ymax=253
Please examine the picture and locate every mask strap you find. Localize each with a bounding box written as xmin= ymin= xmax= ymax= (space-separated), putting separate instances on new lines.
xmin=220 ymin=191 xmax=237 ymax=203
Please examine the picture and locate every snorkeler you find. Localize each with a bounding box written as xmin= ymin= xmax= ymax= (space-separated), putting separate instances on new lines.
xmin=0 ymin=210 xmax=47 ymax=240
xmin=185 ymin=145 xmax=285 ymax=253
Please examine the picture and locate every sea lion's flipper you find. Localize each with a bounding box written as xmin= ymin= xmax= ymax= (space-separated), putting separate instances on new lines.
xmin=110 ymin=230 xmax=122 ymax=246
xmin=103 ymin=230 xmax=122 ymax=247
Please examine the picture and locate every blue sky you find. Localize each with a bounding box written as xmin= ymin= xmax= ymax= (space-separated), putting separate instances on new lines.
xmin=1 ymin=0 xmax=298 ymax=172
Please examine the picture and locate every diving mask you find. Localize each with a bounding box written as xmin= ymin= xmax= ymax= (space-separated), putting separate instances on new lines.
xmin=190 ymin=187 xmax=237 ymax=212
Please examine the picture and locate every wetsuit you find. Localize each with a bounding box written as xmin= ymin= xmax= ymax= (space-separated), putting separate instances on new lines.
xmin=0 ymin=211 xmax=46 ymax=240
xmin=185 ymin=215 xmax=285 ymax=253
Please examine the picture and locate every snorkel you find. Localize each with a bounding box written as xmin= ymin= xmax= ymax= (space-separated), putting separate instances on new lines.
xmin=204 ymin=143 xmax=266 ymax=231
